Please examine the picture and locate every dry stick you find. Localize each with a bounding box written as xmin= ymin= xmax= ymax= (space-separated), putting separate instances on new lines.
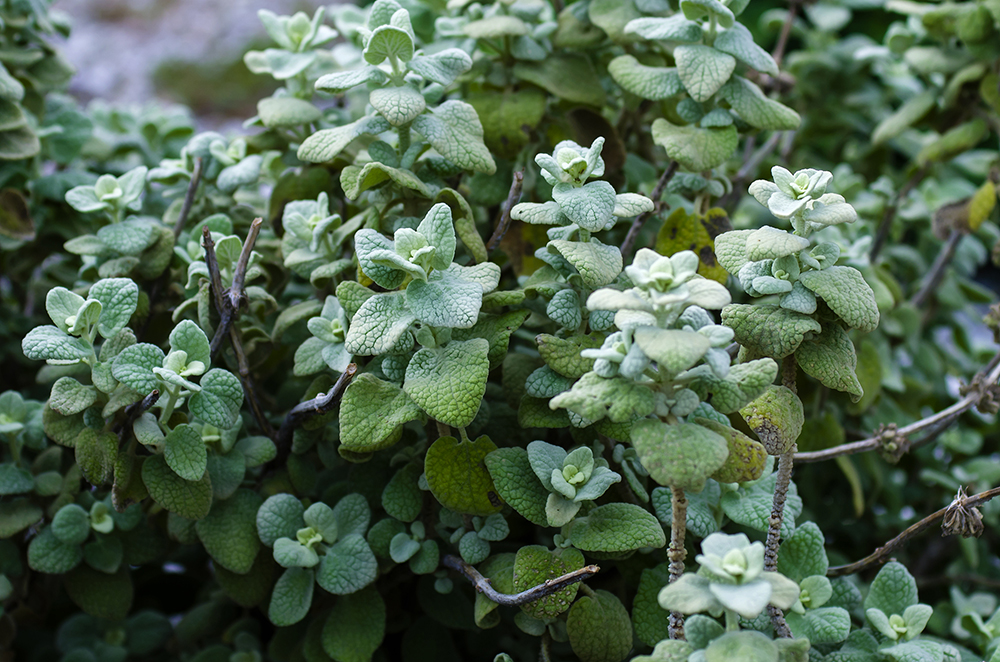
xmin=210 ymin=218 xmax=264 ymax=356
xmin=115 ymin=389 xmax=161 ymax=444
xmin=772 ymin=0 xmax=799 ymax=70
xmin=621 ymin=161 xmax=679 ymax=259
xmin=229 ymin=325 xmax=274 ymax=438
xmin=138 ymin=159 xmax=205 ymax=341
xmin=270 ymin=364 xmax=358 ymax=470
xmin=828 ymin=485 xmax=1000 ymax=577
xmin=911 ymin=229 xmax=962 ymax=309
xmin=667 ymin=485 xmax=688 ymax=640
xmin=486 ymin=170 xmax=524 ymax=253
xmin=764 ymin=355 xmax=798 ymax=638
xmin=441 ymin=554 xmax=599 ymax=606
xmin=870 ymin=167 xmax=927 ymax=263
xmin=795 ymin=350 xmax=1000 ymax=463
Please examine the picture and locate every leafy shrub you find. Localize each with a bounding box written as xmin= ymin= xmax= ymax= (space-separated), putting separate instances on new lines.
xmin=3 ymin=0 xmax=1000 ymax=661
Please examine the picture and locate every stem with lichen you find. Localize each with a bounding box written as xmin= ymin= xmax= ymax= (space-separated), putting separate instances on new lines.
xmin=668 ymin=484 xmax=688 ymax=640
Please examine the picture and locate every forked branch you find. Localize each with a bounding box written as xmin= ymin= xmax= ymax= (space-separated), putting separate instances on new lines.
xmin=442 ymin=554 xmax=599 ymax=606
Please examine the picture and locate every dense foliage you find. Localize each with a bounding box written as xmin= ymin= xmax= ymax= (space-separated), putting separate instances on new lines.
xmin=2 ymin=0 xmax=1000 ymax=660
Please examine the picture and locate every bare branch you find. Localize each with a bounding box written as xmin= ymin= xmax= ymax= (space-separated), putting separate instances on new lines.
xmin=229 ymin=325 xmax=274 ymax=439
xmin=116 ymin=389 xmax=161 ymax=445
xmin=172 ymin=157 xmax=204 ymax=239
xmin=911 ymin=229 xmax=962 ymax=309
xmin=870 ymin=167 xmax=927 ymax=263
xmin=621 ymin=161 xmax=679 ymax=259
xmin=772 ymin=0 xmax=799 ymax=70
xmin=201 ymin=226 xmax=226 ymax=315
xmin=442 ymin=554 xmax=599 ymax=606
xmin=486 ymin=170 xmax=524 ymax=252
xmin=209 ymin=218 xmax=263 ymax=357
xmin=794 ymin=351 xmax=1000 ymax=463
xmin=271 ymin=364 xmax=358 ymax=469
xmin=828 ymin=485 xmax=1000 ymax=577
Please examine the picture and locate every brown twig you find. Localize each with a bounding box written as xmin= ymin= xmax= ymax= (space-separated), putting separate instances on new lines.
xmin=172 ymin=157 xmax=204 ymax=239
xmin=621 ymin=161 xmax=679 ymax=259
xmin=209 ymin=218 xmax=263 ymax=357
xmin=870 ymin=167 xmax=927 ymax=263
xmin=668 ymin=485 xmax=688 ymax=640
xmin=795 ymin=351 xmax=1000 ymax=463
xmin=229 ymin=325 xmax=274 ymax=438
xmin=115 ymin=389 xmax=161 ymax=445
xmin=911 ymin=229 xmax=962 ymax=309
xmin=828 ymin=485 xmax=1000 ymax=577
xmin=442 ymin=554 xmax=599 ymax=606
xmin=270 ymin=364 xmax=358 ymax=470
xmin=486 ymin=170 xmax=523 ymax=252
xmin=772 ymin=0 xmax=799 ymax=70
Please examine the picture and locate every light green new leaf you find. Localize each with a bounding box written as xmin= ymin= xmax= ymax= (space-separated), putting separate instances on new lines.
xmin=463 ymin=15 xmax=528 ymax=38
xmin=404 ymin=339 xmax=490 ymax=428
xmin=142 ymin=454 xmax=213 ymax=520
xmin=322 ymin=586 xmax=386 ymax=662
xmin=514 ymin=545 xmax=585 ymax=620
xmin=568 ymin=503 xmax=666 ymax=552
xmin=417 ymin=202 xmax=456 ymax=270
xmin=798 ymin=267 xmax=879 ymax=332
xmin=624 ymin=15 xmax=703 ymax=42
xmin=112 ymin=343 xmax=166 ymax=393
xmin=339 ymin=374 xmax=425 ymax=452
xmin=411 ymin=100 xmax=496 ymax=174
xmin=720 ymin=76 xmax=800 ymax=130
xmin=316 ymin=533 xmax=378 ymax=594
xmin=714 ymin=23 xmax=779 ymax=76
xmin=364 ymin=25 xmax=414 ymax=65
xmin=680 ymin=0 xmax=735 ymax=27
xmin=344 ymin=292 xmax=416 ymax=356
xmin=651 ymin=119 xmax=738 ymax=172
xmin=721 ymin=304 xmax=821 ymax=358
xmin=370 ymin=84 xmax=426 ymax=127
xmin=634 ymin=328 xmax=711 ymax=377
xmin=631 ymin=419 xmax=729 ymax=492
xmin=425 ymin=434 xmax=502 ymax=516
xmin=341 ymin=161 xmax=432 ymax=199
xmin=314 ymin=67 xmax=388 ymax=94
xmin=567 ymin=590 xmax=634 ymax=662
xmin=864 ymin=561 xmax=918 ymax=616
xmin=169 ymin=320 xmax=211 ymax=368
xmin=49 ymin=377 xmax=97 ymax=416
xmin=675 ymin=45 xmax=736 ymax=103
xmin=797 ymin=324 xmax=864 ymax=402
xmin=484 ymin=447 xmax=549 ymax=526
xmin=297 ymin=114 xmax=391 ymax=163
xmin=739 ymin=385 xmax=804 ymax=455
xmin=45 ymin=287 xmax=86 ymax=333
xmin=407 ymin=48 xmax=472 ymax=86
xmin=164 ymin=424 xmax=208 ymax=481
xmin=22 ymin=326 xmax=91 ymax=363
xmin=257 ymin=96 xmax=322 ymax=128
xmin=28 ymin=527 xmax=84 ymax=574
xmin=195 ymin=489 xmax=263 ymax=575
xmin=89 ymin=278 xmax=139 ymax=339
xmin=189 ymin=369 xmax=243 ymax=429
xmin=552 ymin=181 xmax=616 ymax=232
xmin=548 ymin=238 xmax=623 ymax=288
xmin=406 ymin=270 xmax=483 ymax=329
xmin=256 ymin=493 xmax=304 ymax=547
xmin=268 ymin=567 xmax=314 ymax=626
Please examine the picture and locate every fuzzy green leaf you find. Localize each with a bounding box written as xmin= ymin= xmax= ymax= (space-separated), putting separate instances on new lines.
xmin=195 ymin=489 xmax=262 ymax=575
xmin=164 ymin=424 xmax=208 ymax=481
xmin=112 ymin=343 xmax=166 ymax=393
xmin=345 ymin=292 xmax=416 ymax=356
xmin=28 ymin=526 xmax=84 ymax=574
xmin=864 ymin=561 xmax=918 ymax=616
xmin=485 ymin=447 xmax=550 ymax=526
xmin=369 ymin=84 xmax=426 ymax=127
xmin=567 ymin=590 xmax=634 ymax=662
xmin=674 ymin=45 xmax=736 ymax=103
xmin=548 ymin=238 xmax=624 ymax=288
xmin=714 ymin=23 xmax=779 ymax=76
xmin=631 ymin=419 xmax=729 ymax=492
xmin=425 ymin=435 xmax=502 ymax=517
xmin=257 ymin=493 xmax=305 ymax=547
xmin=49 ymin=377 xmax=97 ymax=416
xmin=609 ymin=55 xmax=683 ymax=101
xmin=513 ymin=545 xmax=585 ymax=620
xmin=316 ymin=533 xmax=378 ymax=594
xmin=142 ymin=453 xmax=213 ymax=520
xmin=268 ymin=567 xmax=314 ymax=626
xmin=796 ymin=323 xmax=864 ymax=402
xmin=720 ymin=472 xmax=802 ymax=537
xmin=297 ymin=114 xmax=391 ymax=163
xmin=651 ymin=119 xmax=738 ymax=172
xmin=22 ymin=325 xmax=91 ymax=363
xmin=189 ymin=369 xmax=243 ymax=429
xmin=550 ymin=372 xmax=656 ymax=423
xmin=798 ymin=266 xmax=879 ymax=332
xmin=721 ymin=304 xmax=821 ymax=359
xmin=404 ymin=339 xmax=490 ymax=428
xmin=537 ymin=333 xmax=601 ymax=378
xmin=339 ymin=374 xmax=425 ymax=453
xmin=89 ymin=278 xmax=140 ymax=339
xmin=777 ymin=521 xmax=828 ymax=582
xmin=322 ymin=586 xmax=386 ymax=662
xmin=75 ymin=428 xmax=117 ymax=485
xmin=406 ymin=270 xmax=484 ymax=329
xmin=412 ymin=100 xmax=496 ymax=174
xmin=568 ymin=502 xmax=666 ymax=552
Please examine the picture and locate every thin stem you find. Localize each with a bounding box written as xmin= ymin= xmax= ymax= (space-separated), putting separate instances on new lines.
xmin=229 ymin=325 xmax=274 ymax=438
xmin=172 ymin=157 xmax=204 ymax=240
xmin=270 ymin=364 xmax=358 ymax=471
xmin=621 ymin=161 xmax=679 ymax=259
xmin=795 ymin=350 xmax=1000 ymax=463
xmin=911 ymin=229 xmax=962 ymax=309
xmin=870 ymin=167 xmax=927 ymax=263
xmin=209 ymin=218 xmax=263 ymax=358
xmin=158 ymin=386 xmax=180 ymax=426
xmin=668 ymin=485 xmax=688 ymax=640
xmin=828 ymin=485 xmax=1000 ymax=577
xmin=116 ymin=389 xmax=161 ymax=445
xmin=765 ymin=448 xmax=796 ymax=637
xmin=486 ymin=170 xmax=524 ymax=252
xmin=539 ymin=631 xmax=552 ymax=662
xmin=772 ymin=0 xmax=799 ymax=70
xmin=441 ymin=554 xmax=600 ymax=606
xmin=725 ymin=609 xmax=740 ymax=632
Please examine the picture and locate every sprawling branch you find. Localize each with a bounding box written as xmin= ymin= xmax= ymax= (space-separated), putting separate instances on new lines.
xmin=486 ymin=170 xmax=523 ymax=253
xmin=621 ymin=160 xmax=679 ymax=259
xmin=870 ymin=167 xmax=927 ymax=262
xmin=794 ymin=351 xmax=1000 ymax=463
xmin=828 ymin=485 xmax=1000 ymax=577
xmin=911 ymin=229 xmax=962 ymax=309
xmin=442 ymin=554 xmax=599 ymax=606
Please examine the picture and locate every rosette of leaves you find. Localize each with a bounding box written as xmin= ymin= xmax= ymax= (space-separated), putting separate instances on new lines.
xmin=525 ymin=441 xmax=621 ymax=527
xmin=387 ymin=520 xmax=440 ymax=573
xmin=60 ymin=167 xmax=176 ymax=281
xmin=658 ymin=532 xmax=800 ymax=621
xmin=245 ymin=7 xmax=337 ymax=126
xmin=337 ymin=203 xmax=503 ymax=453
xmin=777 ymin=522 xmax=851 ymax=645
xmin=255 ymin=493 xmax=377 ymax=627
xmin=610 ymin=0 xmax=800 ymax=172
xmin=444 ymin=512 xmax=510 ymax=565
xmin=299 ymin=0 xmax=497 ymax=184
xmin=53 ymin=610 xmax=172 ymax=662
xmin=149 ymin=132 xmax=265 ymax=196
xmin=715 ymin=166 xmax=879 ymax=402
xmin=294 ymin=296 xmax=352 ymax=377
xmin=279 ymin=192 xmax=354 ymax=285
xmin=863 ymin=562 xmax=956 ymax=661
